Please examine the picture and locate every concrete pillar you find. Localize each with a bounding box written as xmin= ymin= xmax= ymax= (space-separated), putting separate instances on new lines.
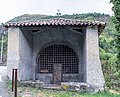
xmin=7 ymin=27 xmax=33 ymax=80
xmin=81 ymin=28 xmax=87 ymax=82
xmin=7 ymin=27 xmax=20 ymax=80
xmin=85 ymin=26 xmax=105 ymax=92
xmin=19 ymin=29 xmax=33 ymax=80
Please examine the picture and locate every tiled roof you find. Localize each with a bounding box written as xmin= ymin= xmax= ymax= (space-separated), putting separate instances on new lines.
xmin=4 ymin=18 xmax=106 ymax=32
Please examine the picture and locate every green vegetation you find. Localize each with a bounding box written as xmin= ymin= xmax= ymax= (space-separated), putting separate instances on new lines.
xmin=7 ymin=12 xmax=109 ymax=22
xmin=9 ymin=89 xmax=120 ymax=97
xmin=110 ymin=1 xmax=120 ymax=91
xmin=111 ymin=0 xmax=120 ymax=59
xmin=99 ymin=17 xmax=120 ymax=90
xmin=34 ymin=91 xmax=120 ymax=97
xmin=8 ymin=83 xmax=120 ymax=97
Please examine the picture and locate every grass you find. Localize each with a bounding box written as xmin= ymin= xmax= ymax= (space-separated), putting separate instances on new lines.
xmin=15 ymin=89 xmax=120 ymax=97
xmin=7 ymin=80 xmax=120 ymax=97
xmin=36 ymin=91 xmax=120 ymax=97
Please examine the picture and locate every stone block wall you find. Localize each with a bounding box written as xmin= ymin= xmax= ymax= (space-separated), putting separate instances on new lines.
xmin=19 ymin=29 xmax=33 ymax=80
xmin=85 ymin=26 xmax=105 ymax=91
xmin=7 ymin=26 xmax=105 ymax=92
xmin=32 ymin=27 xmax=83 ymax=82
xmin=7 ymin=27 xmax=33 ymax=80
xmin=7 ymin=27 xmax=20 ymax=79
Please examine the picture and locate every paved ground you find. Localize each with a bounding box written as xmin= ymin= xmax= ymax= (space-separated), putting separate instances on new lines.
xmin=0 ymin=66 xmax=9 ymax=97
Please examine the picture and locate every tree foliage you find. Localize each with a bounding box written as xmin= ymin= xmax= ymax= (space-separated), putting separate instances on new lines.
xmin=99 ymin=17 xmax=120 ymax=90
xmin=8 ymin=12 xmax=110 ymax=22
xmin=111 ymin=0 xmax=120 ymax=59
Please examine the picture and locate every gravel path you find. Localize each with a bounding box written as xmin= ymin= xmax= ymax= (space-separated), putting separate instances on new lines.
xmin=0 ymin=66 xmax=9 ymax=97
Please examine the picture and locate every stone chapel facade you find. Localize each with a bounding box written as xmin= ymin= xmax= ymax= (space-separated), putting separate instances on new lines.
xmin=5 ymin=18 xmax=106 ymax=91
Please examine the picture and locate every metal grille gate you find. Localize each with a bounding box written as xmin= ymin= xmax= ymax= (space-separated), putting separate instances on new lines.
xmin=36 ymin=44 xmax=79 ymax=74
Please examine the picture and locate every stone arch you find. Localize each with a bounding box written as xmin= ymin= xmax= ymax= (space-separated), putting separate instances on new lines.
xmin=36 ymin=43 xmax=79 ymax=74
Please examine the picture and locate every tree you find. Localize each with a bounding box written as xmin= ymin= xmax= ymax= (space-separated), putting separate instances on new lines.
xmin=99 ymin=17 xmax=120 ymax=90
xmin=111 ymin=0 xmax=120 ymax=60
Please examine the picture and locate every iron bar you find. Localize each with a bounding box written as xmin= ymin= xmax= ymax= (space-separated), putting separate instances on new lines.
xmin=14 ymin=69 xmax=18 ymax=97
xmin=36 ymin=44 xmax=78 ymax=74
xmin=12 ymin=69 xmax=14 ymax=92
xmin=0 ymin=34 xmax=3 ymax=63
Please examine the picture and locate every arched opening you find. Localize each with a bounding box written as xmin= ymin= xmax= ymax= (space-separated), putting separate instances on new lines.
xmin=36 ymin=44 xmax=79 ymax=74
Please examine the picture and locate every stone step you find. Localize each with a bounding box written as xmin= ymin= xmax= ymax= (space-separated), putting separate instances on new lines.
xmin=42 ymin=84 xmax=61 ymax=90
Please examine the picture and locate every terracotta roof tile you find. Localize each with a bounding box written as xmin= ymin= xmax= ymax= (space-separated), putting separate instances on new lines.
xmin=4 ymin=18 xmax=106 ymax=33
xmin=4 ymin=18 xmax=105 ymax=26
